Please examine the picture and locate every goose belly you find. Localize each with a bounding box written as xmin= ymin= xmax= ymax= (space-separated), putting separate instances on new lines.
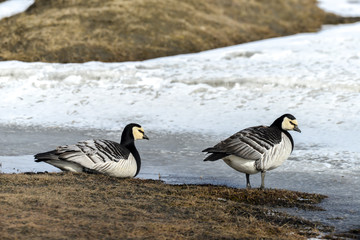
xmin=45 ymin=159 xmax=84 ymax=172
xmin=93 ymin=154 xmax=138 ymax=178
xmin=223 ymin=155 xmax=258 ymax=175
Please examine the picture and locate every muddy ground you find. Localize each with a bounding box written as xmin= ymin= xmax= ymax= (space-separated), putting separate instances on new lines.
xmin=1 ymin=172 xmax=357 ymax=239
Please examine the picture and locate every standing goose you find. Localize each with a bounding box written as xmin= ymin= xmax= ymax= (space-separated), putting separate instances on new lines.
xmin=202 ymin=114 xmax=301 ymax=189
xmin=34 ymin=123 xmax=149 ymax=178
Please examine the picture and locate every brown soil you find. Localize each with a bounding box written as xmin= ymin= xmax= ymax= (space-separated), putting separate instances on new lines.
xmin=0 ymin=172 xmax=335 ymax=239
xmin=0 ymin=0 xmax=358 ymax=63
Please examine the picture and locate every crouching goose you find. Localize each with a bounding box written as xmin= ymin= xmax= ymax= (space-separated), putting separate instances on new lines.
xmin=202 ymin=114 xmax=301 ymax=189
xmin=35 ymin=123 xmax=149 ymax=178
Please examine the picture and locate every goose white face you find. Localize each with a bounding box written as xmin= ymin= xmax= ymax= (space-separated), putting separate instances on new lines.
xmin=132 ymin=127 xmax=149 ymax=140
xmin=281 ymin=117 xmax=301 ymax=132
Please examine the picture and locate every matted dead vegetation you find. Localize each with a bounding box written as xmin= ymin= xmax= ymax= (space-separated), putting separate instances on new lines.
xmin=0 ymin=0 xmax=356 ymax=63
xmin=0 ymin=172 xmax=334 ymax=239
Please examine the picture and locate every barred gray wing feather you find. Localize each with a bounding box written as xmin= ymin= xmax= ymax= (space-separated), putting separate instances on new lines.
xmin=75 ymin=139 xmax=131 ymax=163
xmin=209 ymin=126 xmax=282 ymax=160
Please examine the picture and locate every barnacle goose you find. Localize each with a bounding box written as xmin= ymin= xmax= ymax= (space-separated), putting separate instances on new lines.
xmin=203 ymin=114 xmax=301 ymax=189
xmin=34 ymin=123 xmax=149 ymax=178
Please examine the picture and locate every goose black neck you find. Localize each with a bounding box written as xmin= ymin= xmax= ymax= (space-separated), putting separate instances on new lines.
xmin=120 ymin=123 xmax=142 ymax=177
xmin=270 ymin=116 xmax=294 ymax=151
xmin=270 ymin=116 xmax=283 ymax=130
xmin=120 ymin=129 xmax=134 ymax=146
xmin=126 ymin=142 xmax=141 ymax=177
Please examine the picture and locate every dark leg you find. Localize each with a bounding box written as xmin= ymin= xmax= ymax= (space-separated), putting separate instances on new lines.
xmin=260 ymin=171 xmax=266 ymax=190
xmin=246 ymin=174 xmax=251 ymax=189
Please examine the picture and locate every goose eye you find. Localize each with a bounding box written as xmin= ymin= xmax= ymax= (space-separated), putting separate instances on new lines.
xmin=139 ymin=130 xmax=144 ymax=134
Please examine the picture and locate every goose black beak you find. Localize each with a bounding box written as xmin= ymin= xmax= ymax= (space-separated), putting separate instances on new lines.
xmin=143 ymin=134 xmax=149 ymax=140
xmin=293 ymin=126 xmax=301 ymax=133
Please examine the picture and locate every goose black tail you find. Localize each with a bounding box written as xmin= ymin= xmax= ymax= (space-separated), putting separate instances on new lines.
xmin=34 ymin=150 xmax=58 ymax=162
xmin=202 ymin=147 xmax=229 ymax=161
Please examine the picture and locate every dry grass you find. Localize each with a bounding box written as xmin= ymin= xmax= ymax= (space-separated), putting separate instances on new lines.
xmin=0 ymin=172 xmax=333 ymax=239
xmin=0 ymin=0 xmax=338 ymax=63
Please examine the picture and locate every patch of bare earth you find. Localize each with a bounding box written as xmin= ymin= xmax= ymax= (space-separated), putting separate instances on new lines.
xmin=0 ymin=172 xmax=334 ymax=239
xmin=0 ymin=0 xmax=358 ymax=63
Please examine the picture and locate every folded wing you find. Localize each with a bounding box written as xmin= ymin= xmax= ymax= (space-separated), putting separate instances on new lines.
xmin=203 ymin=126 xmax=282 ymax=161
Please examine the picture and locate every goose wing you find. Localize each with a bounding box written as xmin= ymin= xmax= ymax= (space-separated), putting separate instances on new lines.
xmin=76 ymin=139 xmax=130 ymax=163
xmin=45 ymin=139 xmax=130 ymax=169
xmin=204 ymin=126 xmax=282 ymax=160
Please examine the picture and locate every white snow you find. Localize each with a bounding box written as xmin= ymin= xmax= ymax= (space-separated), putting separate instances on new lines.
xmin=1 ymin=23 xmax=360 ymax=151
xmin=318 ymin=0 xmax=360 ymax=17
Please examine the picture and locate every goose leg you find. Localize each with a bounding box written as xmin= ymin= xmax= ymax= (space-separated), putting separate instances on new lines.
xmin=260 ymin=171 xmax=266 ymax=190
xmin=246 ymin=173 xmax=251 ymax=189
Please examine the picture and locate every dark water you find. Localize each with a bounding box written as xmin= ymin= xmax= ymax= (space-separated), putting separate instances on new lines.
xmin=0 ymin=125 xmax=359 ymax=233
